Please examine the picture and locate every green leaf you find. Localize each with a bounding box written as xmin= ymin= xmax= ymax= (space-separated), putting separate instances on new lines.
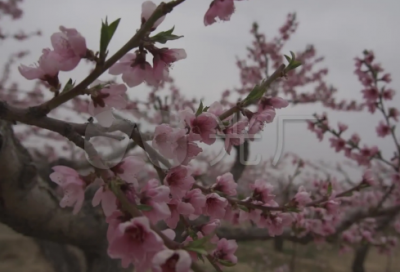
xmin=237 ymin=193 xmax=245 ymax=200
xmin=243 ymin=82 xmax=265 ymax=104
xmin=197 ymin=253 xmax=205 ymax=263
xmin=185 ymin=235 xmax=211 ymax=249
xmin=284 ymin=54 xmax=292 ymax=63
xmin=184 ymin=234 xmax=216 ymax=259
xmin=284 ymin=51 xmax=302 ymax=71
xmin=195 ymin=101 xmax=204 ymax=116
xmin=187 ymin=229 xmax=198 ymax=240
xmin=343 ymin=191 xmax=353 ymax=197
xmin=100 ymin=17 xmax=121 ymax=58
xmin=188 ymin=247 xmax=208 ymax=255
xmin=289 ymin=60 xmax=302 ymax=70
xmin=137 ymin=204 xmax=153 ymax=211
xmin=327 ymin=181 xmax=333 ymax=197
xmin=218 ymin=259 xmax=236 ymax=267
xmin=238 ymin=205 xmax=249 ymax=212
xmin=150 ymin=26 xmax=183 ymax=44
xmin=61 ymin=78 xmax=75 ymax=94
xmin=285 ymin=206 xmax=300 ymax=213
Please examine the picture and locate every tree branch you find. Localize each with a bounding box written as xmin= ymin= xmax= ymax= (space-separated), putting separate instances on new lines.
xmin=230 ymin=140 xmax=249 ymax=181
xmin=34 ymin=0 xmax=187 ymax=115
xmin=0 ymin=120 xmax=129 ymax=272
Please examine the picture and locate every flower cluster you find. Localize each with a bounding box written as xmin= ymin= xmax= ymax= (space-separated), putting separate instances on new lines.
xmin=152 ymin=96 xmax=288 ymax=161
xmin=19 ymin=26 xmax=87 ymax=88
xmin=11 ymin=0 xmax=400 ymax=271
xmin=109 ymin=2 xmax=187 ymax=88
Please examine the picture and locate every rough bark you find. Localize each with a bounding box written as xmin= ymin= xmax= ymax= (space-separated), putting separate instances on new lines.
xmin=230 ymin=140 xmax=249 ymax=181
xmin=352 ymin=243 xmax=370 ymax=272
xmin=0 ymin=120 xmax=129 ymax=272
xmin=350 ymin=215 xmax=397 ymax=272
xmin=35 ymin=239 xmax=84 ymax=272
xmin=274 ymin=236 xmax=284 ymax=252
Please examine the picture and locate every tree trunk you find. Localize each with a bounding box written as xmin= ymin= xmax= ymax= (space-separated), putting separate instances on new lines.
xmin=352 ymin=244 xmax=370 ymax=272
xmin=0 ymin=120 xmax=128 ymax=272
xmin=274 ymin=236 xmax=284 ymax=252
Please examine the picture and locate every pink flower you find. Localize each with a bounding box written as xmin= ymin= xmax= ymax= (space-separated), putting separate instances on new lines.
xmin=153 ymin=49 xmax=187 ymax=83
xmin=259 ymin=97 xmax=288 ymax=110
xmin=181 ymin=109 xmax=218 ymax=145
xmin=382 ymin=89 xmax=395 ymax=100
xmin=360 ymin=145 xmax=379 ymax=158
xmin=248 ymin=107 xmax=275 ymax=138
xmin=110 ymin=156 xmax=146 ymax=187
xmin=344 ymin=146 xmax=353 ymax=158
xmin=258 ymin=213 xmax=292 ymax=236
xmin=152 ymin=249 xmax=192 ymax=272
xmin=201 ymin=219 xmax=221 ymax=236
xmin=391 ymin=173 xmax=400 ymax=185
xmin=182 ymin=236 xmax=200 ymax=262
xmin=162 ymin=229 xmax=176 ymax=241
xmin=50 ymin=26 xmax=87 ymax=71
xmin=238 ymin=207 xmax=261 ymax=225
xmin=108 ymin=216 xmax=164 ymax=267
xmin=293 ymin=186 xmax=312 ymax=207
xmin=250 ymin=179 xmax=275 ymax=203
xmin=362 ymin=169 xmax=375 ymax=186
xmin=376 ymin=121 xmax=391 ymax=137
xmin=361 ymin=230 xmax=374 ymax=243
xmin=18 ymin=48 xmax=59 ymax=82
xmin=350 ymin=133 xmax=360 ymax=145
xmin=92 ymin=178 xmax=118 ymax=216
xmin=136 ymin=253 xmax=160 ymax=272
xmin=109 ymin=52 xmax=156 ymax=87
xmin=223 ymin=120 xmax=248 ymax=154
xmin=338 ymin=122 xmax=348 ymax=132
xmin=152 ymin=125 xmax=203 ymax=165
xmin=388 ymin=108 xmax=399 ymax=122
xmin=268 ymin=97 xmax=289 ymax=109
xmin=172 ymin=129 xmax=203 ymax=165
xmin=166 ymin=199 xmax=189 ymax=229
xmin=362 ymin=88 xmax=379 ymax=102
xmin=330 ymin=137 xmax=346 ymax=152
xmin=164 ymin=166 xmax=195 ymax=199
xmin=204 ymin=0 xmax=235 ymax=26
xmin=49 ymin=166 xmax=86 ymax=214
xmin=381 ymin=73 xmax=392 ymax=83
xmin=106 ymin=210 xmax=127 ymax=243
xmin=139 ymin=179 xmax=171 ymax=224
xmin=141 ymin=1 xmax=166 ymax=31
xmin=212 ymin=238 xmax=238 ymax=265
xmin=183 ymin=189 xmax=207 ymax=220
xmin=208 ymin=101 xmax=225 ymax=116
xmin=342 ymin=229 xmax=357 ymax=244
xmin=153 ymin=124 xmax=178 ymax=159
xmin=366 ymin=101 xmax=377 ymax=114
xmin=88 ymin=83 xmax=128 ymax=127
xmin=200 ymin=219 xmax=220 ymax=243
xmin=212 ymin=172 xmax=237 ymax=196
xmin=351 ymin=145 xmax=379 ymax=166
xmin=203 ymin=193 xmax=228 ymax=220
xmin=324 ymin=199 xmax=340 ymax=215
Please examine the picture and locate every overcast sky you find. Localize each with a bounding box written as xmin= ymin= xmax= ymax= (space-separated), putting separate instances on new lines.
xmin=2 ymin=0 xmax=399 ymax=179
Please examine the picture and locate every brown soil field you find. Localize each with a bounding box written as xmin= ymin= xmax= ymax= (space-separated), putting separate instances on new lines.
xmin=1 ymin=223 xmax=399 ymax=272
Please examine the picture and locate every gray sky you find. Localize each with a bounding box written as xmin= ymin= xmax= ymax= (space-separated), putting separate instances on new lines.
xmin=2 ymin=0 xmax=399 ymax=179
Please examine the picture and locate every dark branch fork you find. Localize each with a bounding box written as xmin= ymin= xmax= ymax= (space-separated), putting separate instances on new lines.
xmin=0 ymin=1 xmax=189 ymax=271
xmin=0 ymin=119 xmax=131 ymax=272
